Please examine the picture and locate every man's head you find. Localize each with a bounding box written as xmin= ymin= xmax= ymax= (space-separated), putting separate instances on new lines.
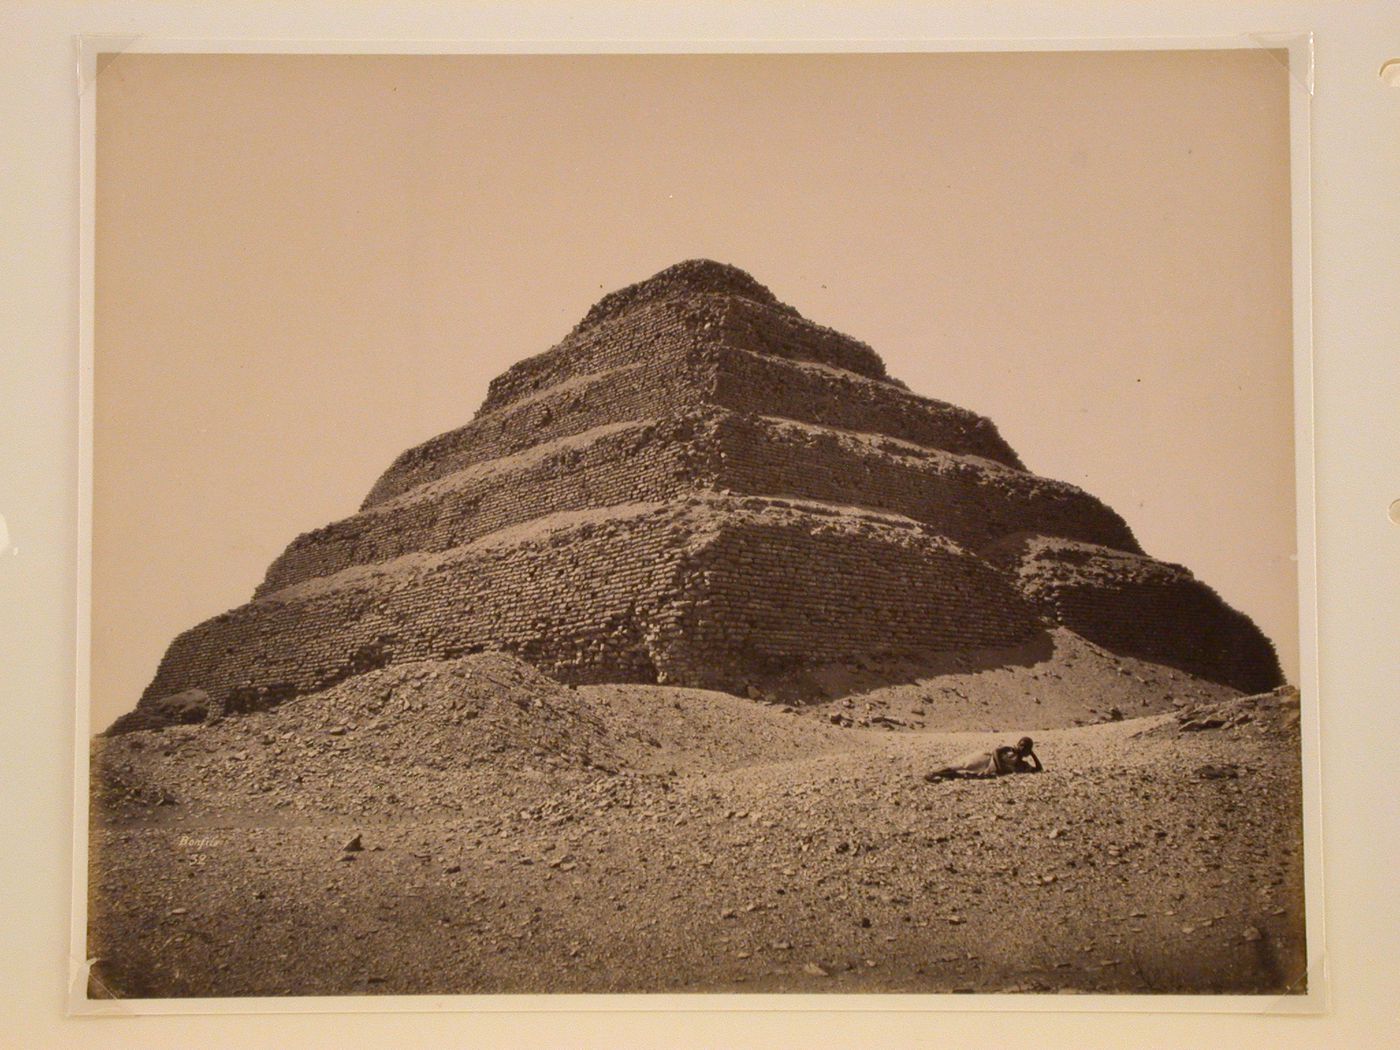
xmin=1016 ymin=736 xmax=1034 ymax=755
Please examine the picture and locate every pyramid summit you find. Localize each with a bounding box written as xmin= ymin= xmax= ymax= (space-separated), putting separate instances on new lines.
xmin=111 ymin=261 xmax=1283 ymax=732
xmin=572 ymin=258 xmax=799 ymax=333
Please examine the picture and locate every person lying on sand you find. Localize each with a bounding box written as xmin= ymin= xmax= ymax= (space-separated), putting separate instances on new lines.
xmin=923 ymin=736 xmax=1043 ymax=782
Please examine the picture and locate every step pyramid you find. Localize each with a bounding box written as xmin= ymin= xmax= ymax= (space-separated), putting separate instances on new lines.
xmin=112 ymin=260 xmax=1284 ymax=731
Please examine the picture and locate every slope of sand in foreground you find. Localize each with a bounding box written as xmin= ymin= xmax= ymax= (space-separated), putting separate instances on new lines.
xmin=87 ymin=641 xmax=1305 ymax=998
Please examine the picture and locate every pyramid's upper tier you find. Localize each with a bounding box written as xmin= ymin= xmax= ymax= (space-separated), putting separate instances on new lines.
xmin=478 ymin=260 xmax=893 ymax=417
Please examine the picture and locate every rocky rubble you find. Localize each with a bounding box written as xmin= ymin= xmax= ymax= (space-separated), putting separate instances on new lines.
xmin=1171 ymin=685 xmax=1302 ymax=735
xmin=88 ymin=653 xmax=1306 ymax=999
xmin=92 ymin=654 xmax=623 ymax=819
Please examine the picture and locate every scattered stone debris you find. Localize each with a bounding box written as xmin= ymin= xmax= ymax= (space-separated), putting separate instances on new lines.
xmin=1195 ymin=764 xmax=1241 ymax=781
xmin=88 ymin=655 xmax=1305 ymax=996
xmin=1180 ymin=715 xmax=1228 ymax=732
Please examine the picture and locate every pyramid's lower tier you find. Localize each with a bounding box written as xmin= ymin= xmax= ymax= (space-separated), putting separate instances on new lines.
xmin=132 ymin=498 xmax=1042 ymax=719
xmin=125 ymin=497 xmax=1281 ymax=728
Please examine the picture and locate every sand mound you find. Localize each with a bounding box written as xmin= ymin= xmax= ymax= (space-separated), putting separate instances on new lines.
xmin=788 ymin=628 xmax=1242 ymax=732
xmin=575 ymin=682 xmax=861 ymax=775
xmin=92 ymin=654 xmax=623 ymax=819
xmin=93 ymin=634 xmax=1259 ymax=822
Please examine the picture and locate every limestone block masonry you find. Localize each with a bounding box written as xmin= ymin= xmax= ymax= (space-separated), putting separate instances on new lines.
xmin=110 ymin=260 xmax=1284 ymax=732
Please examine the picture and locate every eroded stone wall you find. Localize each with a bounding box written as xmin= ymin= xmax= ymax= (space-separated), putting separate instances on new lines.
xmin=660 ymin=510 xmax=1042 ymax=690
xmin=259 ymin=409 xmax=1136 ymax=601
xmin=711 ymin=348 xmax=1024 ymax=470
xmin=361 ymin=342 xmax=718 ymax=507
xmin=366 ymin=343 xmax=1022 ymax=509
xmin=481 ymin=292 xmax=888 ymax=417
xmin=257 ymin=419 xmax=715 ymax=597
xmin=708 ymin=294 xmax=888 ymax=383
xmin=141 ymin=504 xmax=700 ymax=713
xmin=992 ymin=536 xmax=1285 ymax=694
xmin=478 ymin=299 xmax=707 ymax=416
xmin=713 ymin=414 xmax=1136 ymax=555
xmin=137 ymin=499 xmax=1042 ymax=714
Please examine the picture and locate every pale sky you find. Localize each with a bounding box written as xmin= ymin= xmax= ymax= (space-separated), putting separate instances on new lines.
xmin=93 ymin=50 xmax=1297 ymax=728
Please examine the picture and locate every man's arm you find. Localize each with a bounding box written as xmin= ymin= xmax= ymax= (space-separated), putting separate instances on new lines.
xmin=1026 ymin=751 xmax=1044 ymax=773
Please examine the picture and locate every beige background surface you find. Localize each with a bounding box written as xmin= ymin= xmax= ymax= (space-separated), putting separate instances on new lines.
xmin=92 ymin=49 xmax=1297 ymax=728
xmin=7 ymin=1 xmax=1399 ymax=1046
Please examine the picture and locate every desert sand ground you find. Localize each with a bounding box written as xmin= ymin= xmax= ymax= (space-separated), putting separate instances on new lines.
xmin=87 ymin=631 xmax=1305 ymax=998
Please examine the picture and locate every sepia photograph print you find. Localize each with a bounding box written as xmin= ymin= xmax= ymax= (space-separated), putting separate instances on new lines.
xmin=83 ymin=47 xmax=1310 ymax=1002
